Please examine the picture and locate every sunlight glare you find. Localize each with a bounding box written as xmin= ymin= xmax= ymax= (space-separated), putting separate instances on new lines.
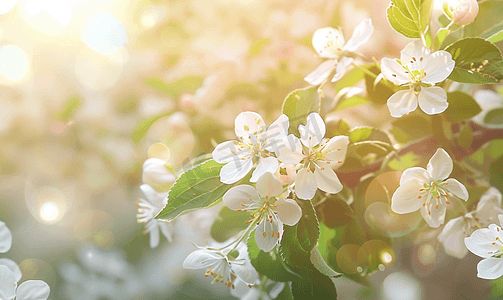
xmin=0 ymin=45 xmax=30 ymax=82
xmin=40 ymin=202 xmax=59 ymax=223
xmin=83 ymin=12 xmax=127 ymax=55
xmin=19 ymin=0 xmax=72 ymax=36
xmin=0 ymin=0 xmax=16 ymax=14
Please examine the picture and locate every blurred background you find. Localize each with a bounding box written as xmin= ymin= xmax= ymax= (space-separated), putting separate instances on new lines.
xmin=0 ymin=0 xmax=499 ymax=299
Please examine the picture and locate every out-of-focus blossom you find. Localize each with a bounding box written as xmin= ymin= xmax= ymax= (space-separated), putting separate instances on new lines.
xmin=223 ymin=172 xmax=301 ymax=252
xmin=444 ymin=0 xmax=479 ymax=25
xmin=0 ymin=265 xmax=50 ymax=300
xmin=142 ymin=158 xmax=176 ymax=192
xmin=392 ymin=148 xmax=469 ymax=228
xmin=0 ymin=221 xmax=12 ymax=253
xmin=183 ymin=243 xmax=258 ymax=288
xmin=231 ymin=278 xmax=285 ymax=300
xmin=304 ymin=18 xmax=373 ymax=85
xmin=277 ymin=113 xmax=349 ymax=200
xmin=438 ymin=187 xmax=503 ymax=258
xmin=381 ymin=40 xmax=455 ymax=117
xmin=473 ymin=89 xmax=503 ymax=127
xmin=136 ymin=184 xmax=173 ymax=248
xmin=212 ymin=112 xmax=289 ymax=184
xmin=465 ymin=215 xmax=503 ymax=279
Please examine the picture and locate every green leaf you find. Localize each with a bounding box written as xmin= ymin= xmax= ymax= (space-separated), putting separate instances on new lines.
xmin=316 ymin=196 xmax=354 ymax=228
xmin=485 ymin=108 xmax=503 ymax=125
xmin=225 ymin=82 xmax=261 ymax=99
xmin=144 ymin=76 xmax=205 ymax=99
xmin=156 ymin=160 xmax=232 ymax=221
xmin=326 ymin=118 xmax=351 ymax=136
xmin=296 ymin=199 xmax=320 ymax=252
xmin=334 ymin=96 xmax=370 ymax=111
xmin=247 ymin=232 xmax=298 ymax=282
xmin=457 ymin=122 xmax=473 ymax=149
xmin=443 ymin=92 xmax=482 ymax=123
xmin=390 ymin=113 xmax=432 ymax=144
xmin=291 ymin=268 xmax=338 ymax=300
xmin=490 ymin=155 xmax=503 ymax=195
xmin=210 ymin=206 xmax=249 ymax=243
xmin=275 ymin=283 xmax=294 ymax=300
xmin=364 ymin=65 xmax=395 ymax=105
xmin=249 ymin=39 xmax=271 ymax=56
xmin=132 ymin=111 xmax=173 ymax=143
xmin=445 ymin=38 xmax=503 ymax=84
xmin=280 ymin=224 xmax=312 ymax=270
xmin=282 ymin=87 xmax=321 ymax=136
xmin=433 ymin=27 xmax=450 ymax=51
xmin=54 ymin=96 xmax=82 ymax=121
xmin=388 ymin=151 xmax=421 ymax=170
xmin=387 ymin=0 xmax=434 ymax=38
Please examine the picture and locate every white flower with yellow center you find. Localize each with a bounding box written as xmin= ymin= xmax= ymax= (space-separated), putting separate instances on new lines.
xmin=381 ymin=40 xmax=455 ymax=118
xmin=304 ymin=18 xmax=374 ymax=85
xmin=465 ymin=215 xmax=503 ymax=279
xmin=182 ymin=243 xmax=258 ymax=288
xmin=223 ymin=172 xmax=302 ymax=252
xmin=212 ymin=112 xmax=289 ymax=184
xmin=277 ymin=113 xmax=349 ymax=200
xmin=391 ymin=148 xmax=469 ymax=228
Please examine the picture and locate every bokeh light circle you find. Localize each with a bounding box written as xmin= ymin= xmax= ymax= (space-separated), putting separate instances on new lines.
xmin=382 ymin=272 xmax=422 ymax=300
xmin=0 ymin=0 xmax=16 ymax=15
xmin=0 ymin=45 xmax=30 ymax=83
xmin=83 ymin=12 xmax=128 ymax=55
xmin=19 ymin=0 xmax=72 ymax=36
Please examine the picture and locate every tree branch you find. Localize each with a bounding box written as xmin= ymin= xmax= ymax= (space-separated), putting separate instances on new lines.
xmin=338 ymin=122 xmax=503 ymax=188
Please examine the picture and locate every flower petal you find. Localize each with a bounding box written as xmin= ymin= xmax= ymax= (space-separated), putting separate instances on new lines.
xmin=477 ymin=187 xmax=503 ymax=212
xmin=391 ymin=179 xmax=425 ymax=214
xmin=219 ymin=158 xmax=253 ymax=184
xmin=0 ymin=265 xmax=16 ymax=300
xmin=256 ymin=172 xmax=284 ymax=199
xmin=0 ymin=221 xmax=12 ymax=253
xmin=400 ymin=40 xmax=430 ymax=70
xmin=418 ymin=86 xmax=448 ymax=115
xmin=312 ymin=27 xmax=345 ymax=59
xmin=231 ymin=255 xmax=258 ymax=285
xmin=381 ymin=58 xmax=410 ymax=85
xmin=251 ymin=157 xmax=279 ymax=183
xmin=159 ymin=222 xmax=173 ymax=243
xmin=437 ymin=217 xmax=469 ymax=259
xmin=295 ymin=168 xmax=317 ymax=200
xmin=213 ymin=140 xmax=246 ymax=164
xmin=148 ymin=220 xmax=160 ymax=248
xmin=255 ymin=219 xmax=282 ymax=252
xmin=331 ymin=57 xmax=354 ymax=82
xmin=0 ymin=258 xmax=22 ymax=282
xmin=304 ymin=60 xmax=336 ymax=86
xmin=465 ymin=227 xmax=501 ymax=258
xmin=387 ymin=89 xmax=418 ymax=118
xmin=299 ymin=113 xmax=325 ymax=148
xmin=477 ymin=258 xmax=503 ymax=280
xmin=400 ymin=167 xmax=430 ymax=185
xmin=422 ymin=51 xmax=455 ymax=84
xmin=234 ymin=111 xmax=266 ymax=144
xmin=264 ymin=114 xmax=290 ymax=153
xmin=314 ymin=163 xmax=343 ymax=194
xmin=183 ymin=249 xmax=222 ymax=269
xmin=223 ymin=185 xmax=260 ymax=210
xmin=323 ymin=136 xmax=350 ymax=163
xmin=445 ymin=178 xmax=469 ymax=201
xmin=140 ymin=184 xmax=167 ymax=208
xmin=427 ymin=148 xmax=453 ymax=180
xmin=277 ymin=134 xmax=304 ymax=164
xmin=16 ymin=280 xmax=51 ymax=300
xmin=343 ymin=18 xmax=374 ymax=52
xmin=421 ymin=200 xmax=446 ymax=228
xmin=275 ymin=198 xmax=302 ymax=226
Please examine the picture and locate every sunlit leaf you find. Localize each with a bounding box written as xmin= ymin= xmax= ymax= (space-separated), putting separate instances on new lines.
xmin=282 ymin=87 xmax=321 ymax=136
xmin=387 ymin=0 xmax=434 ymax=38
xmin=210 ymin=206 xmax=249 ymax=243
xmin=444 ymin=92 xmax=482 ymax=123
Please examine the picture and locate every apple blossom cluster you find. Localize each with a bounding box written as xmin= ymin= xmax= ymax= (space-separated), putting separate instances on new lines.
xmin=0 ymin=221 xmax=50 ymax=300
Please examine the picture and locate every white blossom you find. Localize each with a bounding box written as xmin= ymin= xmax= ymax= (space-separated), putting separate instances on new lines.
xmin=391 ymin=148 xmax=469 ymax=228
xmin=381 ymin=40 xmax=455 ymax=117
xmin=0 ymin=266 xmax=50 ymax=300
xmin=277 ymin=113 xmax=349 ymax=200
xmin=142 ymin=158 xmax=176 ymax=192
xmin=305 ymin=18 xmax=374 ymax=85
xmin=465 ymin=215 xmax=503 ymax=279
xmin=223 ymin=172 xmax=302 ymax=252
xmin=182 ymin=243 xmax=258 ymax=288
xmin=212 ymin=112 xmax=289 ymax=184
xmin=231 ymin=278 xmax=285 ymax=300
xmin=0 ymin=221 xmax=12 ymax=253
xmin=444 ymin=0 xmax=479 ymax=25
xmin=136 ymin=184 xmax=173 ymax=248
xmin=438 ymin=187 xmax=503 ymax=258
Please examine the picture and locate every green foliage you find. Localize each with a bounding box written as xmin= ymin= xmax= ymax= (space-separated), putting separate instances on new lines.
xmin=316 ymin=194 xmax=354 ymax=228
xmin=225 ymin=82 xmax=261 ymax=99
xmin=156 ymin=160 xmax=232 ymax=221
xmin=485 ymin=109 xmax=503 ymax=125
xmin=489 ymin=155 xmax=503 ymax=194
xmin=132 ymin=111 xmax=173 ymax=143
xmin=295 ymin=199 xmax=320 ymax=252
xmin=445 ymin=38 xmax=503 ymax=84
xmin=387 ymin=0 xmax=434 ymax=38
xmin=334 ymin=96 xmax=370 ymax=111
xmin=364 ymin=65 xmax=395 ymax=105
xmin=457 ymin=1 xmax=503 ymax=42
xmin=388 ymin=151 xmax=421 ymax=170
xmin=54 ymin=96 xmax=82 ymax=121
xmin=390 ymin=113 xmax=432 ymax=144
xmin=247 ymin=232 xmax=298 ymax=282
xmin=444 ymin=92 xmax=482 ymax=123
xmin=291 ymin=268 xmax=338 ymax=300
xmin=346 ymin=127 xmax=393 ymax=163
xmin=249 ymin=38 xmax=271 ymax=56
xmin=210 ymin=206 xmax=249 ymax=243
xmin=326 ymin=118 xmax=351 ymax=136
xmin=144 ymin=76 xmax=205 ymax=99
xmin=282 ymin=87 xmax=321 ymax=136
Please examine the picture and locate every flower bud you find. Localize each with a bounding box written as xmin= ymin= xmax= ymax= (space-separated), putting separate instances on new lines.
xmin=445 ymin=0 xmax=479 ymax=26
xmin=142 ymin=158 xmax=176 ymax=192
